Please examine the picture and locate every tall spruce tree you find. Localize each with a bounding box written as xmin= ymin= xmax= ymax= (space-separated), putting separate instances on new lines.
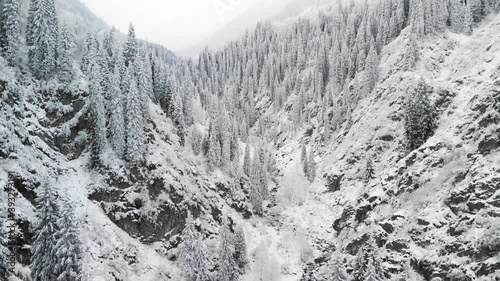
xmin=178 ymin=213 xmax=210 ymax=281
xmin=219 ymin=214 xmax=237 ymax=281
xmin=126 ymin=74 xmax=146 ymax=163
xmin=54 ymin=197 xmax=82 ymax=281
xmin=89 ymin=62 xmax=108 ymax=166
xmin=404 ymin=79 xmax=436 ymax=151
xmin=27 ymin=0 xmax=58 ymax=79
xmin=31 ymin=181 xmax=59 ymax=281
xmin=123 ymin=23 xmax=137 ymax=67
xmin=1 ymin=0 xmax=21 ymax=65
xmin=57 ymin=25 xmax=74 ymax=85
xmin=0 ymin=216 xmax=10 ymax=280
xmin=109 ymin=67 xmax=126 ymax=158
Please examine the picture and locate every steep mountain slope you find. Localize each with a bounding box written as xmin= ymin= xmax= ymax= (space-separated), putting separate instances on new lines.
xmin=1 ymin=0 xmax=500 ymax=281
xmin=264 ymin=13 xmax=500 ymax=281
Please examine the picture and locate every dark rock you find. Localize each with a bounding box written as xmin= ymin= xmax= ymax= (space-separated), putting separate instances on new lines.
xmin=386 ymin=239 xmax=409 ymax=252
xmin=333 ymin=205 xmax=354 ymax=232
xmin=379 ymin=135 xmax=395 ymax=142
xmin=325 ymin=174 xmax=343 ymax=193
xmin=478 ymin=135 xmax=500 ymax=154
xmin=417 ymin=218 xmax=431 ymax=226
xmin=355 ymin=203 xmax=373 ymax=223
xmin=379 ymin=221 xmax=394 ymax=234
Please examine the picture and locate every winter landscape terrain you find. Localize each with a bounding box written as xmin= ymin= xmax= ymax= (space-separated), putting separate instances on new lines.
xmin=0 ymin=0 xmax=500 ymax=280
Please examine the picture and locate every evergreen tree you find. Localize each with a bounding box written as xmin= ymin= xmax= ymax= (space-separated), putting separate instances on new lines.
xmin=233 ymin=226 xmax=248 ymax=274
xmin=178 ymin=213 xmax=210 ymax=281
xmin=81 ymin=33 xmax=95 ymax=74
xmin=365 ymin=45 xmax=378 ymax=92
xmin=27 ymin=0 xmax=58 ymax=79
xmin=243 ymin=144 xmax=252 ymax=177
xmin=250 ymin=183 xmax=263 ymax=216
xmin=404 ymin=79 xmax=436 ymax=151
xmin=89 ymin=62 xmax=108 ymax=167
xmin=31 ymin=181 xmax=59 ymax=281
xmin=300 ymin=143 xmax=307 ymax=163
xmin=353 ymin=236 xmax=384 ymax=281
xmin=57 ymin=25 xmax=74 ymax=85
xmin=330 ymin=254 xmax=348 ymax=281
xmin=0 ymin=217 xmax=10 ymax=280
xmin=307 ymin=151 xmax=316 ymax=182
xmin=190 ymin=126 xmax=203 ymax=156
xmin=219 ymin=214 xmax=237 ymax=281
xmin=1 ymin=0 xmax=21 ymax=65
xmin=170 ymin=88 xmax=186 ymax=146
xmin=410 ymin=0 xmax=425 ymax=38
xmin=126 ymin=75 xmax=146 ymax=163
xmin=123 ymin=23 xmax=137 ymax=67
xmin=54 ymin=197 xmax=82 ymax=281
xmin=207 ymin=120 xmax=221 ymax=167
xmin=109 ymin=67 xmax=126 ymax=158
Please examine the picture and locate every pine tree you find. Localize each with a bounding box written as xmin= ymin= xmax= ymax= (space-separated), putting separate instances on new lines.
xmin=219 ymin=214 xmax=237 ymax=281
xmin=330 ymin=254 xmax=348 ymax=281
xmin=57 ymin=25 xmax=74 ymax=85
xmin=178 ymin=213 xmax=210 ymax=281
xmin=27 ymin=0 xmax=58 ymax=79
xmin=233 ymin=226 xmax=248 ymax=274
xmin=300 ymin=143 xmax=307 ymax=163
xmin=207 ymin=120 xmax=221 ymax=168
xmin=170 ymin=89 xmax=186 ymax=146
xmin=243 ymin=144 xmax=252 ymax=177
xmin=123 ymin=23 xmax=137 ymax=67
xmin=81 ymin=33 xmax=95 ymax=74
xmin=1 ymin=0 xmax=21 ymax=65
xmin=404 ymin=79 xmax=436 ymax=151
xmin=0 ymin=217 xmax=10 ymax=280
xmin=410 ymin=0 xmax=425 ymax=38
xmin=190 ymin=126 xmax=203 ymax=156
xmin=54 ymin=197 xmax=82 ymax=281
xmin=88 ymin=61 xmax=108 ymax=166
xmin=31 ymin=181 xmax=59 ymax=281
xmin=250 ymin=183 xmax=263 ymax=216
xmin=307 ymin=151 xmax=316 ymax=182
xmin=126 ymin=75 xmax=145 ymax=163
xmin=365 ymin=45 xmax=378 ymax=92
xmin=109 ymin=67 xmax=126 ymax=158
xmin=353 ymin=236 xmax=384 ymax=281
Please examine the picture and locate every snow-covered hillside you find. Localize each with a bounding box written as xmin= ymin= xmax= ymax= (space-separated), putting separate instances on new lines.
xmin=1 ymin=0 xmax=499 ymax=280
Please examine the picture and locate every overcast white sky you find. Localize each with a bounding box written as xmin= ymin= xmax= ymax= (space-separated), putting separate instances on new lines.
xmin=80 ymin=0 xmax=267 ymax=52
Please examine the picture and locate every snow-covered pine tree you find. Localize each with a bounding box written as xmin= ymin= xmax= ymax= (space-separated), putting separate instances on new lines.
xmin=250 ymin=183 xmax=263 ymax=216
xmin=109 ymin=67 xmax=126 ymax=158
xmin=57 ymin=25 xmax=74 ymax=85
xmin=404 ymin=79 xmax=436 ymax=151
xmin=123 ymin=23 xmax=137 ymax=67
xmin=190 ymin=126 xmax=203 ymax=156
xmin=89 ymin=62 xmax=108 ymax=167
xmin=1 ymin=0 xmax=21 ymax=65
xmin=31 ymin=181 xmax=59 ymax=281
xmin=300 ymin=143 xmax=307 ymax=163
xmin=218 ymin=214 xmax=237 ymax=281
xmin=126 ymin=75 xmax=146 ymax=164
xmin=170 ymin=88 xmax=186 ymax=146
xmin=178 ymin=213 xmax=210 ymax=281
xmin=410 ymin=0 xmax=425 ymax=38
xmin=233 ymin=226 xmax=248 ymax=274
xmin=330 ymin=254 xmax=347 ymax=281
xmin=243 ymin=144 xmax=252 ymax=177
xmin=54 ymin=196 xmax=82 ymax=281
xmin=365 ymin=45 xmax=378 ymax=92
xmin=307 ymin=151 xmax=316 ymax=182
xmin=27 ymin=0 xmax=58 ymax=79
xmin=353 ymin=236 xmax=384 ymax=281
xmin=207 ymin=120 xmax=221 ymax=168
xmin=0 ymin=216 xmax=10 ymax=280
xmin=81 ymin=33 xmax=95 ymax=74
